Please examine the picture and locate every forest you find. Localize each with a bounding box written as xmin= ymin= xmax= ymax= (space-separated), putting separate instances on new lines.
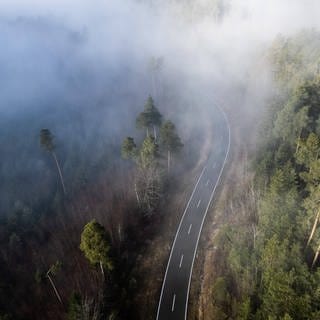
xmin=1 ymin=1 xmax=320 ymax=320
xmin=207 ymin=30 xmax=320 ymax=320
xmin=0 ymin=87 xmax=190 ymax=319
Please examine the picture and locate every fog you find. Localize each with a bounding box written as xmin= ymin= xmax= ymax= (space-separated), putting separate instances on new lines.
xmin=1 ymin=0 xmax=319 ymax=116
xmin=1 ymin=0 xmax=320 ymax=215
xmin=2 ymin=0 xmax=320 ymax=101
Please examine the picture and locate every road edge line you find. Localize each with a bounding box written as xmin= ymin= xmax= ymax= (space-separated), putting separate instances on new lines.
xmin=184 ymin=102 xmax=231 ymax=320
xmin=156 ymin=165 xmax=207 ymax=319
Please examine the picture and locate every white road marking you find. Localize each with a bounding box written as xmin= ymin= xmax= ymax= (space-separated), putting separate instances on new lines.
xmin=156 ymin=166 xmax=207 ymax=320
xmin=172 ymin=294 xmax=176 ymax=312
xmin=179 ymin=254 xmax=184 ymax=268
xmin=184 ymin=100 xmax=231 ymax=320
xmin=157 ymin=97 xmax=231 ymax=320
xmin=206 ymin=179 xmax=210 ymax=186
xmin=212 ymin=163 xmax=216 ymax=169
xmin=197 ymin=199 xmax=201 ymax=208
xmin=188 ymin=224 xmax=192 ymax=234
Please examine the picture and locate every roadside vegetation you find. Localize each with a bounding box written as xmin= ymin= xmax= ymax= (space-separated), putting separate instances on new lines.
xmin=206 ymin=30 xmax=320 ymax=320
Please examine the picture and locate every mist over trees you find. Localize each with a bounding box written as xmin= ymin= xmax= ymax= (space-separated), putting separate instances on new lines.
xmin=160 ymin=120 xmax=183 ymax=172
xmin=1 ymin=0 xmax=320 ymax=319
xmin=136 ymin=96 xmax=162 ymax=138
xmin=0 ymin=4 xmax=193 ymax=317
xmin=40 ymin=129 xmax=67 ymax=195
xmin=122 ymin=96 xmax=183 ymax=214
xmin=208 ymin=30 xmax=320 ymax=319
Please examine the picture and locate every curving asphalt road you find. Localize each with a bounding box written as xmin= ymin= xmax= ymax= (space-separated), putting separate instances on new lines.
xmin=156 ymin=103 xmax=231 ymax=320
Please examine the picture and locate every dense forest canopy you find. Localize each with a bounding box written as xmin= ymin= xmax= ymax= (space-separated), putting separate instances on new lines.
xmin=209 ymin=30 xmax=320 ymax=319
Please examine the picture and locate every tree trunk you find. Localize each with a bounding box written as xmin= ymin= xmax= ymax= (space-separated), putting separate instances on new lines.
xmin=52 ymin=151 xmax=66 ymax=194
xmin=47 ymin=273 xmax=63 ymax=306
xmin=312 ymin=243 xmax=320 ymax=268
xmin=167 ymin=149 xmax=171 ymax=173
xmin=146 ymin=127 xmax=149 ymax=137
xmin=252 ymin=224 xmax=257 ymax=249
xmin=295 ymin=130 xmax=302 ymax=154
xmin=118 ymin=223 xmax=122 ymax=242
xmin=100 ymin=261 xmax=105 ymax=279
xmin=134 ymin=182 xmax=140 ymax=205
xmin=151 ymin=73 xmax=157 ymax=100
xmin=153 ymin=125 xmax=157 ymax=140
xmin=307 ymin=210 xmax=320 ymax=247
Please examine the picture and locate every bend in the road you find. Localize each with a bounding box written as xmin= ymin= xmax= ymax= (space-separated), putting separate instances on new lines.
xmin=156 ymin=102 xmax=231 ymax=320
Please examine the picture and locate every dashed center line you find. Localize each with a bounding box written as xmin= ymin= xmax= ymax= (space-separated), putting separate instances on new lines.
xmin=197 ymin=199 xmax=201 ymax=208
xmin=206 ymin=179 xmax=210 ymax=186
xmin=188 ymin=224 xmax=192 ymax=234
xmin=179 ymin=254 xmax=184 ymax=268
xmin=171 ymin=294 xmax=176 ymax=312
xmin=212 ymin=163 xmax=216 ymax=169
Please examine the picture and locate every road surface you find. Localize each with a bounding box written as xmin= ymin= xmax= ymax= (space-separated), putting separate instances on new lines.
xmin=156 ymin=103 xmax=231 ymax=320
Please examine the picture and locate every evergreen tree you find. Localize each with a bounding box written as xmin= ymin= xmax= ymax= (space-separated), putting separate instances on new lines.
xmin=121 ymin=137 xmax=137 ymax=160
xmin=67 ymin=293 xmax=82 ymax=320
xmin=139 ymin=135 xmax=159 ymax=169
xmin=160 ymin=120 xmax=183 ymax=171
xmin=136 ymin=96 xmax=162 ymax=138
xmin=296 ymin=132 xmax=320 ymax=173
xmin=80 ymin=220 xmax=113 ymax=278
